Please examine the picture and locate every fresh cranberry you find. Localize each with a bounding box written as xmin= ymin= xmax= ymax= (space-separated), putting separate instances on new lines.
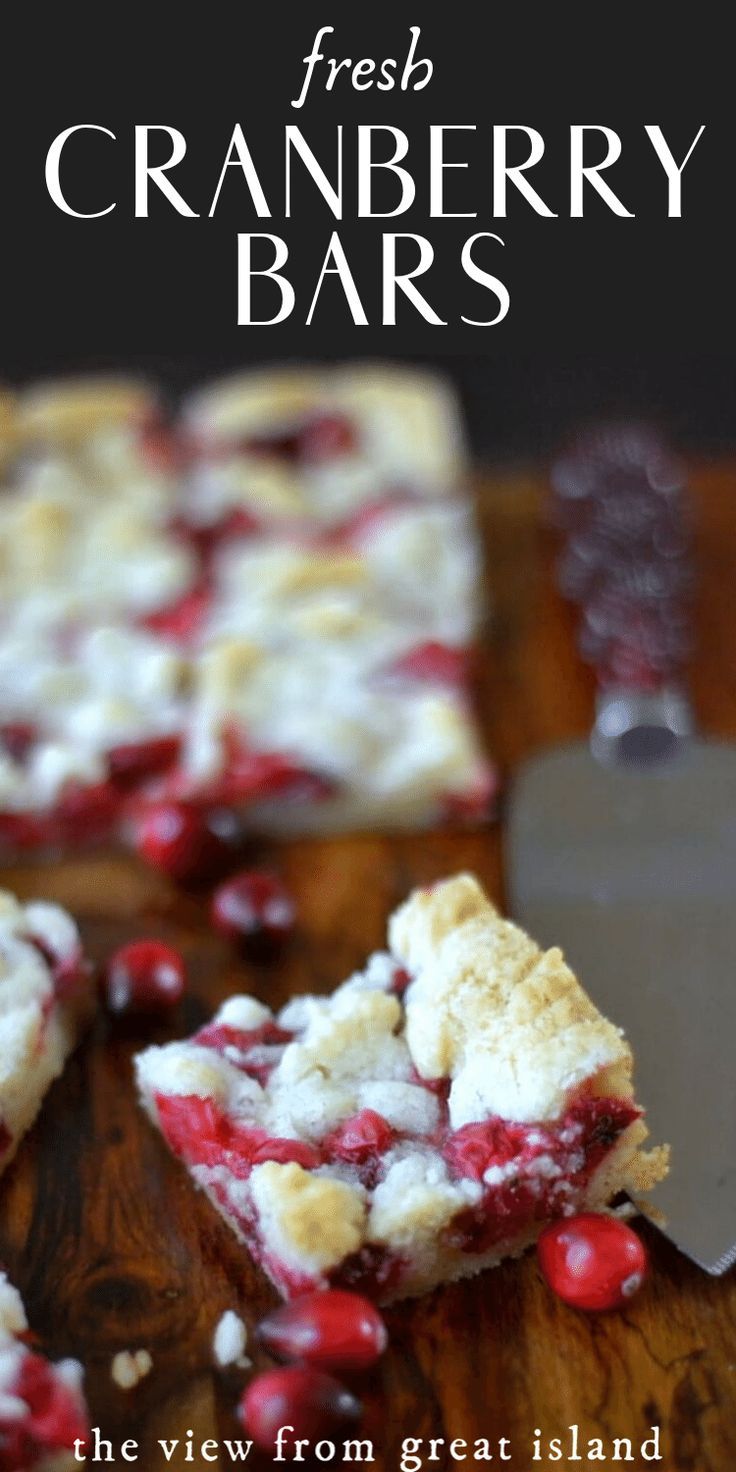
xmin=104 ymin=940 xmax=186 ymax=1015
xmin=537 ymin=1213 xmax=648 ymax=1311
xmin=239 ymin=1365 xmax=361 ymax=1452
xmin=298 ymin=413 xmax=357 ymax=462
xmin=211 ymin=870 xmax=296 ymax=957
xmin=107 ymin=735 xmax=181 ymax=789
xmin=257 ymin=1290 xmax=387 ymax=1374
xmin=134 ymin=801 xmax=232 ymax=884
xmin=323 ymin=1110 xmax=394 ymax=1167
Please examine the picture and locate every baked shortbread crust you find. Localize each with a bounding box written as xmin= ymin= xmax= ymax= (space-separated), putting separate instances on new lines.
xmin=136 ymin=875 xmax=667 ymax=1304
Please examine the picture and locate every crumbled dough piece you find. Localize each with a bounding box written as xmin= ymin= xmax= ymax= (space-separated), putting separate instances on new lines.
xmin=111 ymin=1348 xmax=153 ymax=1390
xmin=212 ymin=1310 xmax=250 ymax=1369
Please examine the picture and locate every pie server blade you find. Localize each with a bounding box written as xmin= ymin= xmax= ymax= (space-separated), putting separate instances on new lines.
xmin=506 ymin=428 xmax=736 ymax=1274
xmin=508 ymin=735 xmax=736 ymax=1274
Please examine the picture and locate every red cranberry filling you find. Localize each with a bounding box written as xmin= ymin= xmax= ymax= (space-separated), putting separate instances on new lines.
xmin=195 ymin=1020 xmax=293 ymax=1085
xmin=444 ymin=1095 xmax=641 ymax=1254
xmin=139 ymin=582 xmax=211 ymax=644
xmin=330 ymin=1244 xmax=407 ymax=1299
xmin=0 ymin=722 xmax=37 ymax=763
xmin=107 ymin=735 xmax=181 ymax=789
xmin=390 ymin=641 xmax=469 ymax=687
xmin=322 ymin=1110 xmax=395 ymax=1186
xmin=25 ymin=933 xmax=85 ymax=1005
xmin=153 ymin=1093 xmax=320 ymax=1178
xmin=0 ymin=1350 xmax=89 ymax=1470
xmin=240 ymin=412 xmax=357 ymax=466
xmin=389 ymin=966 xmax=412 ymax=996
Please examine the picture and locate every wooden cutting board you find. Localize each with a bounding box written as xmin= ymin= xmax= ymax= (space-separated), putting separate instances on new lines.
xmin=2 ymin=462 xmax=734 ymax=1472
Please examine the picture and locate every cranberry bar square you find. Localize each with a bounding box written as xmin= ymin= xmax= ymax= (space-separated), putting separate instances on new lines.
xmin=135 ymin=875 xmax=667 ymax=1304
xmin=0 ymin=367 xmax=494 ymax=857
xmin=0 ymin=890 xmax=93 ymax=1178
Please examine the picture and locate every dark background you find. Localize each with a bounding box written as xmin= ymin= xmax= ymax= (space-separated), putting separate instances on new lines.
xmin=3 ymin=2 xmax=735 ymax=459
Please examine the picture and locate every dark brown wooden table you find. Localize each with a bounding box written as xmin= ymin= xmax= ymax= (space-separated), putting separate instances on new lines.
xmin=2 ymin=461 xmax=735 ymax=1471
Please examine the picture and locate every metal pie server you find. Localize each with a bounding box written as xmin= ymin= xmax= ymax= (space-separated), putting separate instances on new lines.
xmin=507 ymin=428 xmax=736 ymax=1273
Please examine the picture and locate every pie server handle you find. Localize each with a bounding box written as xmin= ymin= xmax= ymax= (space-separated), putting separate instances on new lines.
xmin=551 ymin=424 xmax=696 ymax=766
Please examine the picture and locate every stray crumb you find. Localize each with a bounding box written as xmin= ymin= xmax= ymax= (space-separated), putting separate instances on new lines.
xmin=111 ymin=1348 xmax=153 ymax=1390
xmin=212 ymin=1310 xmax=250 ymax=1369
xmin=612 ymin=1201 xmax=638 ymax=1220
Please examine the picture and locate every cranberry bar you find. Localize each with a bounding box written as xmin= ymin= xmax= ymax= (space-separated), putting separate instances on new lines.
xmin=135 ymin=875 xmax=667 ymax=1304
xmin=0 ymin=1270 xmax=88 ymax=1471
xmin=0 ymin=891 xmax=92 ymax=1177
xmin=0 ymin=367 xmax=494 ymax=856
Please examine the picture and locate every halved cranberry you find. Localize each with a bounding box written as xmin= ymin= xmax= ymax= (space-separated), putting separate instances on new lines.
xmin=251 ymin=1138 xmax=321 ymax=1169
xmin=154 ymin=1093 xmax=265 ymax=1175
xmin=322 ymin=1110 xmax=394 ymax=1167
xmin=537 ymin=1213 xmax=648 ymax=1312
xmin=195 ymin=1020 xmax=293 ymax=1084
xmin=445 ymin=1117 xmax=529 ymax=1182
xmin=390 ymin=641 xmax=468 ymax=687
xmin=257 ymin=1290 xmax=387 ymax=1374
xmin=104 ymin=939 xmax=186 ymax=1015
xmin=239 ymin=1365 xmax=361 ymax=1452
xmin=134 ymin=801 xmax=232 ymax=885
xmin=210 ymin=870 xmax=296 ymax=957
xmin=298 ymin=413 xmax=357 ymax=463
xmin=107 ymin=735 xmax=181 ymax=789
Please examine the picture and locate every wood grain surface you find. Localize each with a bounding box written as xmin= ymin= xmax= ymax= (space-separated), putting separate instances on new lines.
xmin=2 ymin=461 xmax=735 ymax=1471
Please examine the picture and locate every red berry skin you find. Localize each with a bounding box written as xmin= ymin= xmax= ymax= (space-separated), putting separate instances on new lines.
xmin=257 ymin=1290 xmax=388 ymax=1374
xmin=239 ymin=1365 xmax=361 ymax=1451
xmin=537 ymin=1213 xmax=648 ymax=1312
xmin=134 ymin=801 xmax=230 ymax=885
xmin=104 ymin=940 xmax=186 ymax=1015
xmin=211 ymin=870 xmax=295 ymax=956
